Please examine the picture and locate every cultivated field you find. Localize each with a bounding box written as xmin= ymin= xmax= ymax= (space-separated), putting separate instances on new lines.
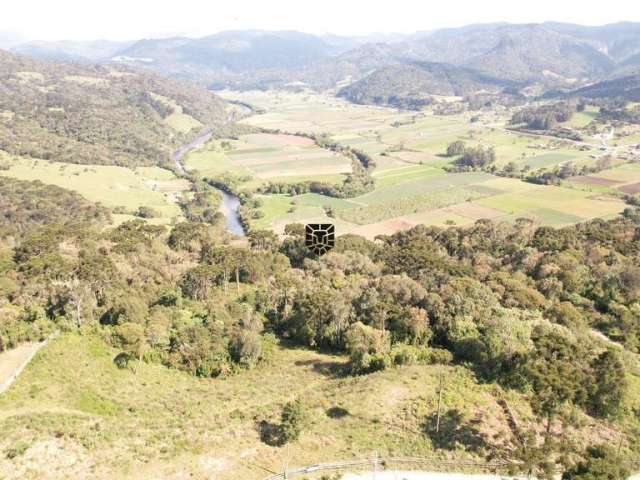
xmin=211 ymin=91 xmax=630 ymax=237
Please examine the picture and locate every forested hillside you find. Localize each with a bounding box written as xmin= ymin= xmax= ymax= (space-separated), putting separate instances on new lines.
xmin=0 ymin=50 xmax=227 ymax=167
xmin=569 ymin=73 xmax=640 ymax=101
xmin=0 ymin=176 xmax=110 ymax=240
xmin=112 ymin=30 xmax=341 ymax=85
xmin=338 ymin=62 xmax=514 ymax=108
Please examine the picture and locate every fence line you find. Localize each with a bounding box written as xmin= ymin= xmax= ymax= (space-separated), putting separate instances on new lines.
xmin=264 ymin=456 xmax=640 ymax=480
xmin=263 ymin=456 xmax=518 ymax=480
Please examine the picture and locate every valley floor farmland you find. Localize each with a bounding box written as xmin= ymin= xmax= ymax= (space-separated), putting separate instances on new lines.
xmin=206 ymin=91 xmax=630 ymax=237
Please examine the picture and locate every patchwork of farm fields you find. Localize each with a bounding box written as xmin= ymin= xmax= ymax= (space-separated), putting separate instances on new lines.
xmin=206 ymin=91 xmax=632 ymax=237
xmin=567 ymin=163 xmax=640 ymax=195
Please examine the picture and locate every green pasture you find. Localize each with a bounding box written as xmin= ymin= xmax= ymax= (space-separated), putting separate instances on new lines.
xmin=0 ymin=153 xmax=183 ymax=223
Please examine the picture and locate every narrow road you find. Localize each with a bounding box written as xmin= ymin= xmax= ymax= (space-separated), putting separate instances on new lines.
xmin=0 ymin=332 xmax=58 ymax=395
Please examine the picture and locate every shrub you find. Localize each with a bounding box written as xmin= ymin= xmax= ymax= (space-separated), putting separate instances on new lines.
xmin=280 ymin=399 xmax=306 ymax=443
xmin=345 ymin=322 xmax=391 ymax=374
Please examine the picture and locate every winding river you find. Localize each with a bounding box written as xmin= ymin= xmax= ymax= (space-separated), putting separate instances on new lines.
xmin=172 ymin=129 xmax=246 ymax=237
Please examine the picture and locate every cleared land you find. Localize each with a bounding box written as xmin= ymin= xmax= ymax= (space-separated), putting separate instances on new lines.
xmin=0 ymin=152 xmax=186 ymax=225
xmin=0 ymin=333 xmax=624 ymax=480
xmin=228 ymin=133 xmax=352 ymax=178
xmin=149 ymin=91 xmax=203 ymax=134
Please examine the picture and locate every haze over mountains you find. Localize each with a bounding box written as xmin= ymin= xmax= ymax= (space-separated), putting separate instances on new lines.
xmin=4 ymin=22 xmax=640 ymax=105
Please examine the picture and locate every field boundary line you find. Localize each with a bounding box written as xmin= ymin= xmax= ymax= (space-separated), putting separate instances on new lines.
xmin=0 ymin=331 xmax=59 ymax=396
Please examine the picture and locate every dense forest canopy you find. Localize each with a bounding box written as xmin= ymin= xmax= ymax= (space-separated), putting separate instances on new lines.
xmin=0 ymin=50 xmax=227 ymax=167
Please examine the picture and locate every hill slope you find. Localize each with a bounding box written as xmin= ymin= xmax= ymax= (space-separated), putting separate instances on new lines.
xmin=0 ymin=50 xmax=227 ymax=167
xmin=338 ymin=62 xmax=513 ymax=108
xmin=113 ymin=30 xmax=340 ymax=83
xmin=10 ymin=39 xmax=133 ymax=63
xmin=569 ymin=73 xmax=640 ymax=101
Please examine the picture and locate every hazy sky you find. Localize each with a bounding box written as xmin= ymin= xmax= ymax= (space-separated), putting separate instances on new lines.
xmin=2 ymin=0 xmax=640 ymax=41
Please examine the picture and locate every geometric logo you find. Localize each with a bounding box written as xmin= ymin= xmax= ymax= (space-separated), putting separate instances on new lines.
xmin=305 ymin=224 xmax=335 ymax=256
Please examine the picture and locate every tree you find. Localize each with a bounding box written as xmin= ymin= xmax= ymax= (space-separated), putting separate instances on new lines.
xmin=562 ymin=445 xmax=630 ymax=480
xmin=344 ymin=322 xmax=391 ymax=374
xmin=230 ymin=309 xmax=264 ymax=368
xmin=521 ymin=327 xmax=589 ymax=434
xmin=248 ymin=230 xmax=279 ymax=253
xmin=114 ymin=322 xmax=148 ymax=373
xmin=446 ymin=140 xmax=466 ymax=157
xmin=589 ymin=349 xmax=627 ymax=418
xmin=511 ymin=432 xmax=556 ymax=480
xmin=135 ymin=206 xmax=160 ymax=219
xmin=280 ymin=399 xmax=306 ymax=443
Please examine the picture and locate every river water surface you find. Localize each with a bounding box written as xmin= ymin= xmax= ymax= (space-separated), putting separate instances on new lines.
xmin=172 ymin=129 xmax=246 ymax=237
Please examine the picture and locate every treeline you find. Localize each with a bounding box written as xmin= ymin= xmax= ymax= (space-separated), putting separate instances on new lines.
xmin=0 ymin=176 xmax=111 ymax=240
xmin=256 ymin=129 xmax=375 ymax=198
xmin=599 ymin=103 xmax=640 ymax=125
xmin=443 ymin=140 xmax=497 ymax=171
xmin=522 ymin=156 xmax=614 ymax=185
xmin=511 ymin=102 xmax=579 ymax=130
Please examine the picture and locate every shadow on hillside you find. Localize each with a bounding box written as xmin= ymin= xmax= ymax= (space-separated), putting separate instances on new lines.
xmin=422 ymin=409 xmax=487 ymax=453
xmin=326 ymin=406 xmax=350 ymax=419
xmin=294 ymin=359 xmax=348 ymax=378
xmin=258 ymin=420 xmax=285 ymax=447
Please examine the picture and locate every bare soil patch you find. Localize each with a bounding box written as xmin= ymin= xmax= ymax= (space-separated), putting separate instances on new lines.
xmin=570 ymin=175 xmax=623 ymax=187
xmin=350 ymin=219 xmax=417 ymax=239
xmin=618 ymin=182 xmax=640 ymax=194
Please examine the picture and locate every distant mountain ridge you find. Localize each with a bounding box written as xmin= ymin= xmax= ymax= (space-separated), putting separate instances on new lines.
xmin=11 ymin=39 xmax=134 ymax=63
xmin=7 ymin=23 xmax=640 ymax=103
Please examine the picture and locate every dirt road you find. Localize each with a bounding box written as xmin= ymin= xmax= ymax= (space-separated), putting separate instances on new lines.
xmin=0 ymin=342 xmax=44 ymax=395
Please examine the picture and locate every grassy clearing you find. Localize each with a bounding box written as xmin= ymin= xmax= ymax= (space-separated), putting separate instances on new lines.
xmin=64 ymin=75 xmax=109 ymax=87
xmin=184 ymin=142 xmax=248 ymax=178
xmin=476 ymin=185 xmax=625 ymax=223
xmin=565 ymin=107 xmax=599 ymax=128
xmin=149 ymin=91 xmax=202 ymax=134
xmin=0 ymin=333 xmax=628 ymax=479
xmin=523 ymin=152 xmax=576 ymax=169
xmin=0 ymin=153 xmax=184 ymax=223
xmin=0 ymin=334 xmax=523 ymax=479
